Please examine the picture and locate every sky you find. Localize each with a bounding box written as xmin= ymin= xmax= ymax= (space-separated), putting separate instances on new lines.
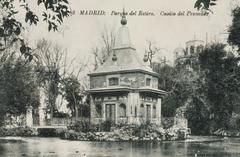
xmin=21 ymin=0 xmax=237 ymax=68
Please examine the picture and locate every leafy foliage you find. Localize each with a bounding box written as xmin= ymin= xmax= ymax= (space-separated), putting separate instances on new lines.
xmin=0 ymin=0 xmax=70 ymax=60
xmin=228 ymin=6 xmax=240 ymax=52
xmin=198 ymin=44 xmax=240 ymax=129
xmin=194 ymin=0 xmax=217 ymax=11
xmin=157 ymin=42 xmax=240 ymax=134
xmin=0 ymin=53 xmax=40 ymax=118
xmin=62 ymin=76 xmax=83 ymax=117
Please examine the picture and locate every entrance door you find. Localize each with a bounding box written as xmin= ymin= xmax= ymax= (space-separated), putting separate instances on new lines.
xmin=146 ymin=105 xmax=151 ymax=122
xmin=105 ymin=104 xmax=116 ymax=122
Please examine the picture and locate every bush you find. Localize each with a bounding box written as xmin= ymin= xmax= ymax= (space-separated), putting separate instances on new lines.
xmin=102 ymin=120 xmax=114 ymax=132
xmin=68 ymin=121 xmax=91 ymax=132
xmin=0 ymin=126 xmax=36 ymax=137
xmin=38 ymin=128 xmax=58 ymax=137
xmin=53 ymin=111 xmax=69 ymax=118
xmin=236 ymin=118 xmax=240 ymax=128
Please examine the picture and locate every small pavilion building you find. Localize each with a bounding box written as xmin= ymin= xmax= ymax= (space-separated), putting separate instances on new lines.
xmin=88 ymin=14 xmax=167 ymax=125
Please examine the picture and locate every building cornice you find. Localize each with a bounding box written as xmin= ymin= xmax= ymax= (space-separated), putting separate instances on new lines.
xmin=88 ymin=69 xmax=160 ymax=77
xmin=87 ymin=86 xmax=167 ymax=96
xmin=138 ymin=87 xmax=168 ymax=96
xmin=112 ymin=46 xmax=136 ymax=51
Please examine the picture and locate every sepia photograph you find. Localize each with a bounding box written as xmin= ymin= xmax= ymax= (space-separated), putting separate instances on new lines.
xmin=0 ymin=0 xmax=240 ymax=156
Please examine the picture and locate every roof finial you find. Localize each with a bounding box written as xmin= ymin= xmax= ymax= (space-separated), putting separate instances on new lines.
xmin=121 ymin=7 xmax=127 ymax=25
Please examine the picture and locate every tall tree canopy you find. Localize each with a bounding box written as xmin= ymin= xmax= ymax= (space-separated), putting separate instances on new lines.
xmin=198 ymin=43 xmax=240 ymax=129
xmin=228 ymin=6 xmax=240 ymax=52
xmin=0 ymin=52 xmax=40 ymax=125
xmin=62 ymin=75 xmax=83 ymax=118
xmin=157 ymin=43 xmax=240 ymax=134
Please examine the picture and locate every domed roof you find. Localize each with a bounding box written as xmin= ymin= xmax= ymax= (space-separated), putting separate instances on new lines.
xmin=186 ymin=39 xmax=204 ymax=45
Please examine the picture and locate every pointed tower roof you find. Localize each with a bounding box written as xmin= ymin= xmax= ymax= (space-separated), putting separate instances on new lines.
xmin=90 ymin=12 xmax=158 ymax=77
xmin=113 ymin=10 xmax=134 ymax=49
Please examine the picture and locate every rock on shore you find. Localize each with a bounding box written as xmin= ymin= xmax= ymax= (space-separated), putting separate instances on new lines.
xmin=213 ymin=128 xmax=240 ymax=137
xmin=59 ymin=124 xmax=189 ymax=141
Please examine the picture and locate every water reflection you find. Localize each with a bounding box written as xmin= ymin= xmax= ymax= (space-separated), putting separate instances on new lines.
xmin=0 ymin=137 xmax=239 ymax=157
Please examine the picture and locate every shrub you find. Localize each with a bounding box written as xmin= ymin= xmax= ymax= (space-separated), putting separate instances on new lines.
xmin=68 ymin=121 xmax=91 ymax=132
xmin=0 ymin=127 xmax=36 ymax=137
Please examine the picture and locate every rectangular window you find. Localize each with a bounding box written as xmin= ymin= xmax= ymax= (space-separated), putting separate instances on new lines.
xmin=153 ymin=105 xmax=157 ymax=118
xmin=96 ymin=103 xmax=102 ymax=117
xmin=109 ymin=77 xmax=119 ymax=86
xmin=146 ymin=78 xmax=151 ymax=86
xmin=135 ymin=107 xmax=137 ymax=117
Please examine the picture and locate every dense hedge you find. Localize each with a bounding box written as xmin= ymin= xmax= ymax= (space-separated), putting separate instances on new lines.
xmin=0 ymin=127 xmax=37 ymax=137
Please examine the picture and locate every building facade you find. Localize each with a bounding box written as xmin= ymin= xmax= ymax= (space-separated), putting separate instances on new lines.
xmin=88 ymin=15 xmax=166 ymax=125
xmin=174 ymin=39 xmax=205 ymax=68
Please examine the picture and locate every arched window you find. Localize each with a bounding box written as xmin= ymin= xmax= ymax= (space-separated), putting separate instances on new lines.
xmin=108 ymin=77 xmax=119 ymax=86
xmin=190 ymin=46 xmax=194 ymax=54
xmin=119 ymin=103 xmax=126 ymax=117
xmin=153 ymin=105 xmax=157 ymax=118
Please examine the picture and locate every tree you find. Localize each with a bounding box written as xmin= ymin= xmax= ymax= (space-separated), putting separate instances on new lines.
xmin=162 ymin=66 xmax=205 ymax=117
xmin=144 ymin=40 xmax=161 ymax=68
xmin=153 ymin=64 xmax=173 ymax=91
xmin=198 ymin=43 xmax=240 ymax=129
xmin=35 ymin=39 xmax=67 ymax=123
xmin=228 ymin=6 xmax=240 ymax=52
xmin=0 ymin=0 xmax=70 ymax=60
xmin=168 ymin=43 xmax=240 ymax=134
xmin=35 ymin=39 xmax=90 ymax=122
xmin=194 ymin=0 xmax=217 ymax=11
xmin=0 ymin=51 xmax=40 ymax=125
xmin=61 ymin=75 xmax=83 ymax=119
xmin=92 ymin=27 xmax=116 ymax=70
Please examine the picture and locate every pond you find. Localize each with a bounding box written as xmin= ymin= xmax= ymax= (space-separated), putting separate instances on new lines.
xmin=0 ymin=136 xmax=240 ymax=157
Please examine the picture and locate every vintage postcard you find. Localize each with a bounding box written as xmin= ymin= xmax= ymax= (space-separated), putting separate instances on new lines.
xmin=0 ymin=0 xmax=239 ymax=156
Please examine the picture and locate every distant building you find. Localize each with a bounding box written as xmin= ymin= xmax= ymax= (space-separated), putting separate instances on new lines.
xmin=174 ymin=39 xmax=204 ymax=68
xmin=88 ymin=14 xmax=167 ymax=125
